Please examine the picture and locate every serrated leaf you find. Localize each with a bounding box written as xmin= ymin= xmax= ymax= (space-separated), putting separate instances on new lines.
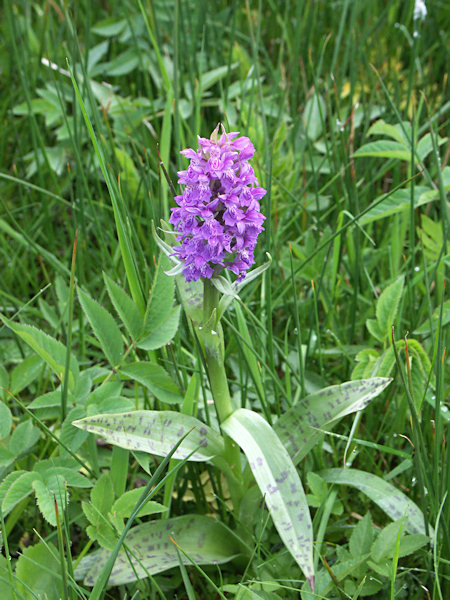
xmin=78 ymin=288 xmax=124 ymax=367
xmin=371 ymin=519 xmax=428 ymax=563
xmin=120 ymin=362 xmax=182 ymax=404
xmin=359 ymin=186 xmax=434 ymax=225
xmin=145 ymin=254 xmax=175 ymax=332
xmin=350 ymin=512 xmax=373 ymax=558
xmin=222 ymin=408 xmax=314 ymax=588
xmin=366 ymin=318 xmax=384 ymax=342
xmin=15 ymin=542 xmax=63 ymax=600
xmin=73 ymin=410 xmax=225 ymax=462
xmin=103 ymin=272 xmax=143 ymax=341
xmin=111 ymin=488 xmax=167 ymax=520
xmin=76 ymin=515 xmax=240 ymax=586
xmin=0 ymin=317 xmax=79 ymax=389
xmin=137 ymin=306 xmax=180 ymax=350
xmin=32 ymin=474 xmax=67 ymax=526
xmin=376 ymin=276 xmax=404 ymax=339
xmin=1 ymin=471 xmax=37 ymax=516
xmin=9 ymin=419 xmax=40 ymax=458
xmin=275 ymin=378 xmax=391 ymax=464
xmin=320 ymin=468 xmax=430 ymax=536
xmin=0 ymin=401 xmax=12 ymax=439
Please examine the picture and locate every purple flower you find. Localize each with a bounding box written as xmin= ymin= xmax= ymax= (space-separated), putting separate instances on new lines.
xmin=169 ymin=124 xmax=266 ymax=282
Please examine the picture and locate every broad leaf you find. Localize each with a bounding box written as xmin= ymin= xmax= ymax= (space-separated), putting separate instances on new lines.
xmin=275 ymin=378 xmax=391 ymax=464
xmin=76 ymin=515 xmax=240 ymax=586
xmin=0 ymin=317 xmax=79 ymax=389
xmin=73 ymin=410 xmax=225 ymax=461
xmin=222 ymin=408 xmax=314 ymax=589
xmin=353 ymin=141 xmax=412 ymax=162
xmin=104 ymin=273 xmax=143 ymax=341
xmin=320 ymin=468 xmax=430 ymax=536
xmin=9 ymin=354 xmax=44 ymax=395
xmin=78 ymin=288 xmax=124 ymax=367
xmin=376 ymin=276 xmax=404 ymax=340
xmin=303 ymin=93 xmax=326 ymax=141
xmin=1 ymin=471 xmax=37 ymax=515
xmin=359 ymin=186 xmax=434 ymax=225
xmin=0 ymin=401 xmax=12 ymax=439
xmin=32 ymin=474 xmax=67 ymax=526
xmin=137 ymin=306 xmax=180 ymax=350
xmin=120 ymin=362 xmax=183 ymax=404
xmin=15 ymin=542 xmax=63 ymax=600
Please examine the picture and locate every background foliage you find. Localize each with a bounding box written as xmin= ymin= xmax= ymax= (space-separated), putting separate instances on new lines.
xmin=0 ymin=0 xmax=448 ymax=598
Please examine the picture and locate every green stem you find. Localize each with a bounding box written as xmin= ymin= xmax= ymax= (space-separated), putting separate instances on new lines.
xmin=202 ymin=279 xmax=242 ymax=506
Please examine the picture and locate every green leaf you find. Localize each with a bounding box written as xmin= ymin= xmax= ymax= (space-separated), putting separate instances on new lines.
xmin=9 ymin=419 xmax=40 ymax=458
xmin=0 ymin=364 xmax=8 ymax=401
xmin=371 ymin=520 xmax=428 ymax=562
xmin=0 ymin=317 xmax=79 ymax=389
xmin=92 ymin=472 xmax=115 ymax=515
xmin=73 ymin=410 xmax=224 ymax=461
xmin=120 ymin=361 xmax=183 ymax=404
xmin=320 ymin=468 xmax=430 ymax=536
xmin=353 ymin=141 xmax=412 ymax=162
xmin=137 ymin=306 xmax=180 ymax=350
xmin=78 ymin=288 xmax=124 ymax=367
xmin=0 ymin=401 xmax=12 ymax=439
xmin=60 ymin=406 xmax=89 ymax=453
xmin=111 ymin=488 xmax=167 ymax=520
xmin=367 ymin=120 xmax=410 ymax=145
xmin=1 ymin=471 xmax=37 ymax=516
xmin=222 ymin=408 xmax=314 ymax=589
xmin=104 ymin=272 xmax=143 ymax=341
xmin=275 ymin=378 xmax=391 ymax=464
xmin=366 ymin=318 xmax=384 ymax=342
xmin=76 ymin=515 xmax=240 ymax=586
xmin=359 ymin=186 xmax=434 ymax=225
xmin=9 ymin=354 xmax=44 ymax=395
xmin=303 ymin=93 xmax=326 ymax=141
xmin=415 ymin=299 xmax=450 ymax=334
xmin=32 ymin=473 xmax=67 ymax=526
xmin=376 ymin=276 xmax=404 ymax=339
xmin=349 ymin=512 xmax=373 ymax=558
xmin=15 ymin=542 xmax=63 ymax=600
xmin=145 ymin=254 xmax=175 ymax=332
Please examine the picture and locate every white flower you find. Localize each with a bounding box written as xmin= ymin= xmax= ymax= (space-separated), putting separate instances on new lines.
xmin=414 ymin=0 xmax=427 ymax=21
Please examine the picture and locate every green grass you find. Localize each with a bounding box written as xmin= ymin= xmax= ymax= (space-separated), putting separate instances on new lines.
xmin=0 ymin=0 xmax=448 ymax=598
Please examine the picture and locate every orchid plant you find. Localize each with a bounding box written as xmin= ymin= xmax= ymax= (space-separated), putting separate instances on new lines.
xmin=62 ymin=125 xmax=394 ymax=592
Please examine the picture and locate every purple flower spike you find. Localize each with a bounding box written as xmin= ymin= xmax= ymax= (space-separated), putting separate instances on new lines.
xmin=170 ymin=124 xmax=266 ymax=282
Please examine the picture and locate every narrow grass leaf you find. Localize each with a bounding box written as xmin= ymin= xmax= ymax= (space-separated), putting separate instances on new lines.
xmin=73 ymin=410 xmax=225 ymax=461
xmin=275 ymin=378 xmax=391 ymax=464
xmin=222 ymin=408 xmax=314 ymax=589
xmin=77 ymin=288 xmax=124 ymax=368
xmin=320 ymin=468 xmax=431 ymax=536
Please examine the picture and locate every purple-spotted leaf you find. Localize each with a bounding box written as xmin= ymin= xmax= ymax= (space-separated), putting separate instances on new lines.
xmin=275 ymin=378 xmax=391 ymax=464
xmin=320 ymin=468 xmax=430 ymax=536
xmin=75 ymin=515 xmax=240 ymax=586
xmin=72 ymin=410 xmax=224 ymax=461
xmin=222 ymin=408 xmax=314 ymax=590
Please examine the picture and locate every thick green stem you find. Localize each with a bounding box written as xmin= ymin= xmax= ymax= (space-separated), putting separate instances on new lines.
xmin=202 ymin=279 xmax=242 ymax=507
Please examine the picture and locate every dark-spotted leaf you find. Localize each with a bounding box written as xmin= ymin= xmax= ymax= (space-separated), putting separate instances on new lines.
xmin=120 ymin=361 xmax=183 ymax=404
xmin=78 ymin=288 xmax=124 ymax=367
xmin=222 ymin=408 xmax=314 ymax=589
xmin=76 ymin=515 xmax=240 ymax=586
xmin=0 ymin=316 xmax=79 ymax=389
xmin=320 ymin=468 xmax=430 ymax=536
xmin=275 ymin=378 xmax=391 ymax=464
xmin=72 ymin=410 xmax=224 ymax=461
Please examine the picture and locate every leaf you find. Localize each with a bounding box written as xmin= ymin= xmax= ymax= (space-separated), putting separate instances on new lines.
xmin=0 ymin=364 xmax=8 ymax=401
xmin=92 ymin=472 xmax=115 ymax=515
xmin=137 ymin=306 xmax=180 ymax=350
xmin=222 ymin=408 xmax=314 ymax=589
xmin=320 ymin=468 xmax=430 ymax=536
xmin=1 ymin=471 xmax=37 ymax=516
xmin=146 ymin=254 xmax=175 ymax=332
xmin=9 ymin=354 xmax=44 ymax=395
xmin=110 ymin=488 xmax=167 ymax=519
xmin=32 ymin=473 xmax=67 ymax=526
xmin=78 ymin=288 xmax=124 ymax=367
xmin=275 ymin=378 xmax=391 ymax=464
xmin=104 ymin=272 xmax=143 ymax=341
xmin=0 ymin=401 xmax=12 ymax=439
xmin=73 ymin=410 xmax=225 ymax=461
xmin=349 ymin=512 xmax=373 ymax=558
xmin=0 ymin=317 xmax=79 ymax=389
xmin=9 ymin=419 xmax=41 ymax=458
xmin=359 ymin=186 xmax=434 ymax=225
xmin=367 ymin=120 xmax=410 ymax=146
xmin=415 ymin=299 xmax=450 ymax=335
xmin=353 ymin=141 xmax=412 ymax=162
xmin=371 ymin=520 xmax=428 ymax=562
xmin=76 ymin=515 xmax=240 ymax=586
xmin=120 ymin=362 xmax=183 ymax=404
xmin=376 ymin=276 xmax=404 ymax=339
xmin=60 ymin=406 xmax=89 ymax=453
xmin=15 ymin=542 xmax=63 ymax=600
xmin=303 ymin=93 xmax=326 ymax=141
